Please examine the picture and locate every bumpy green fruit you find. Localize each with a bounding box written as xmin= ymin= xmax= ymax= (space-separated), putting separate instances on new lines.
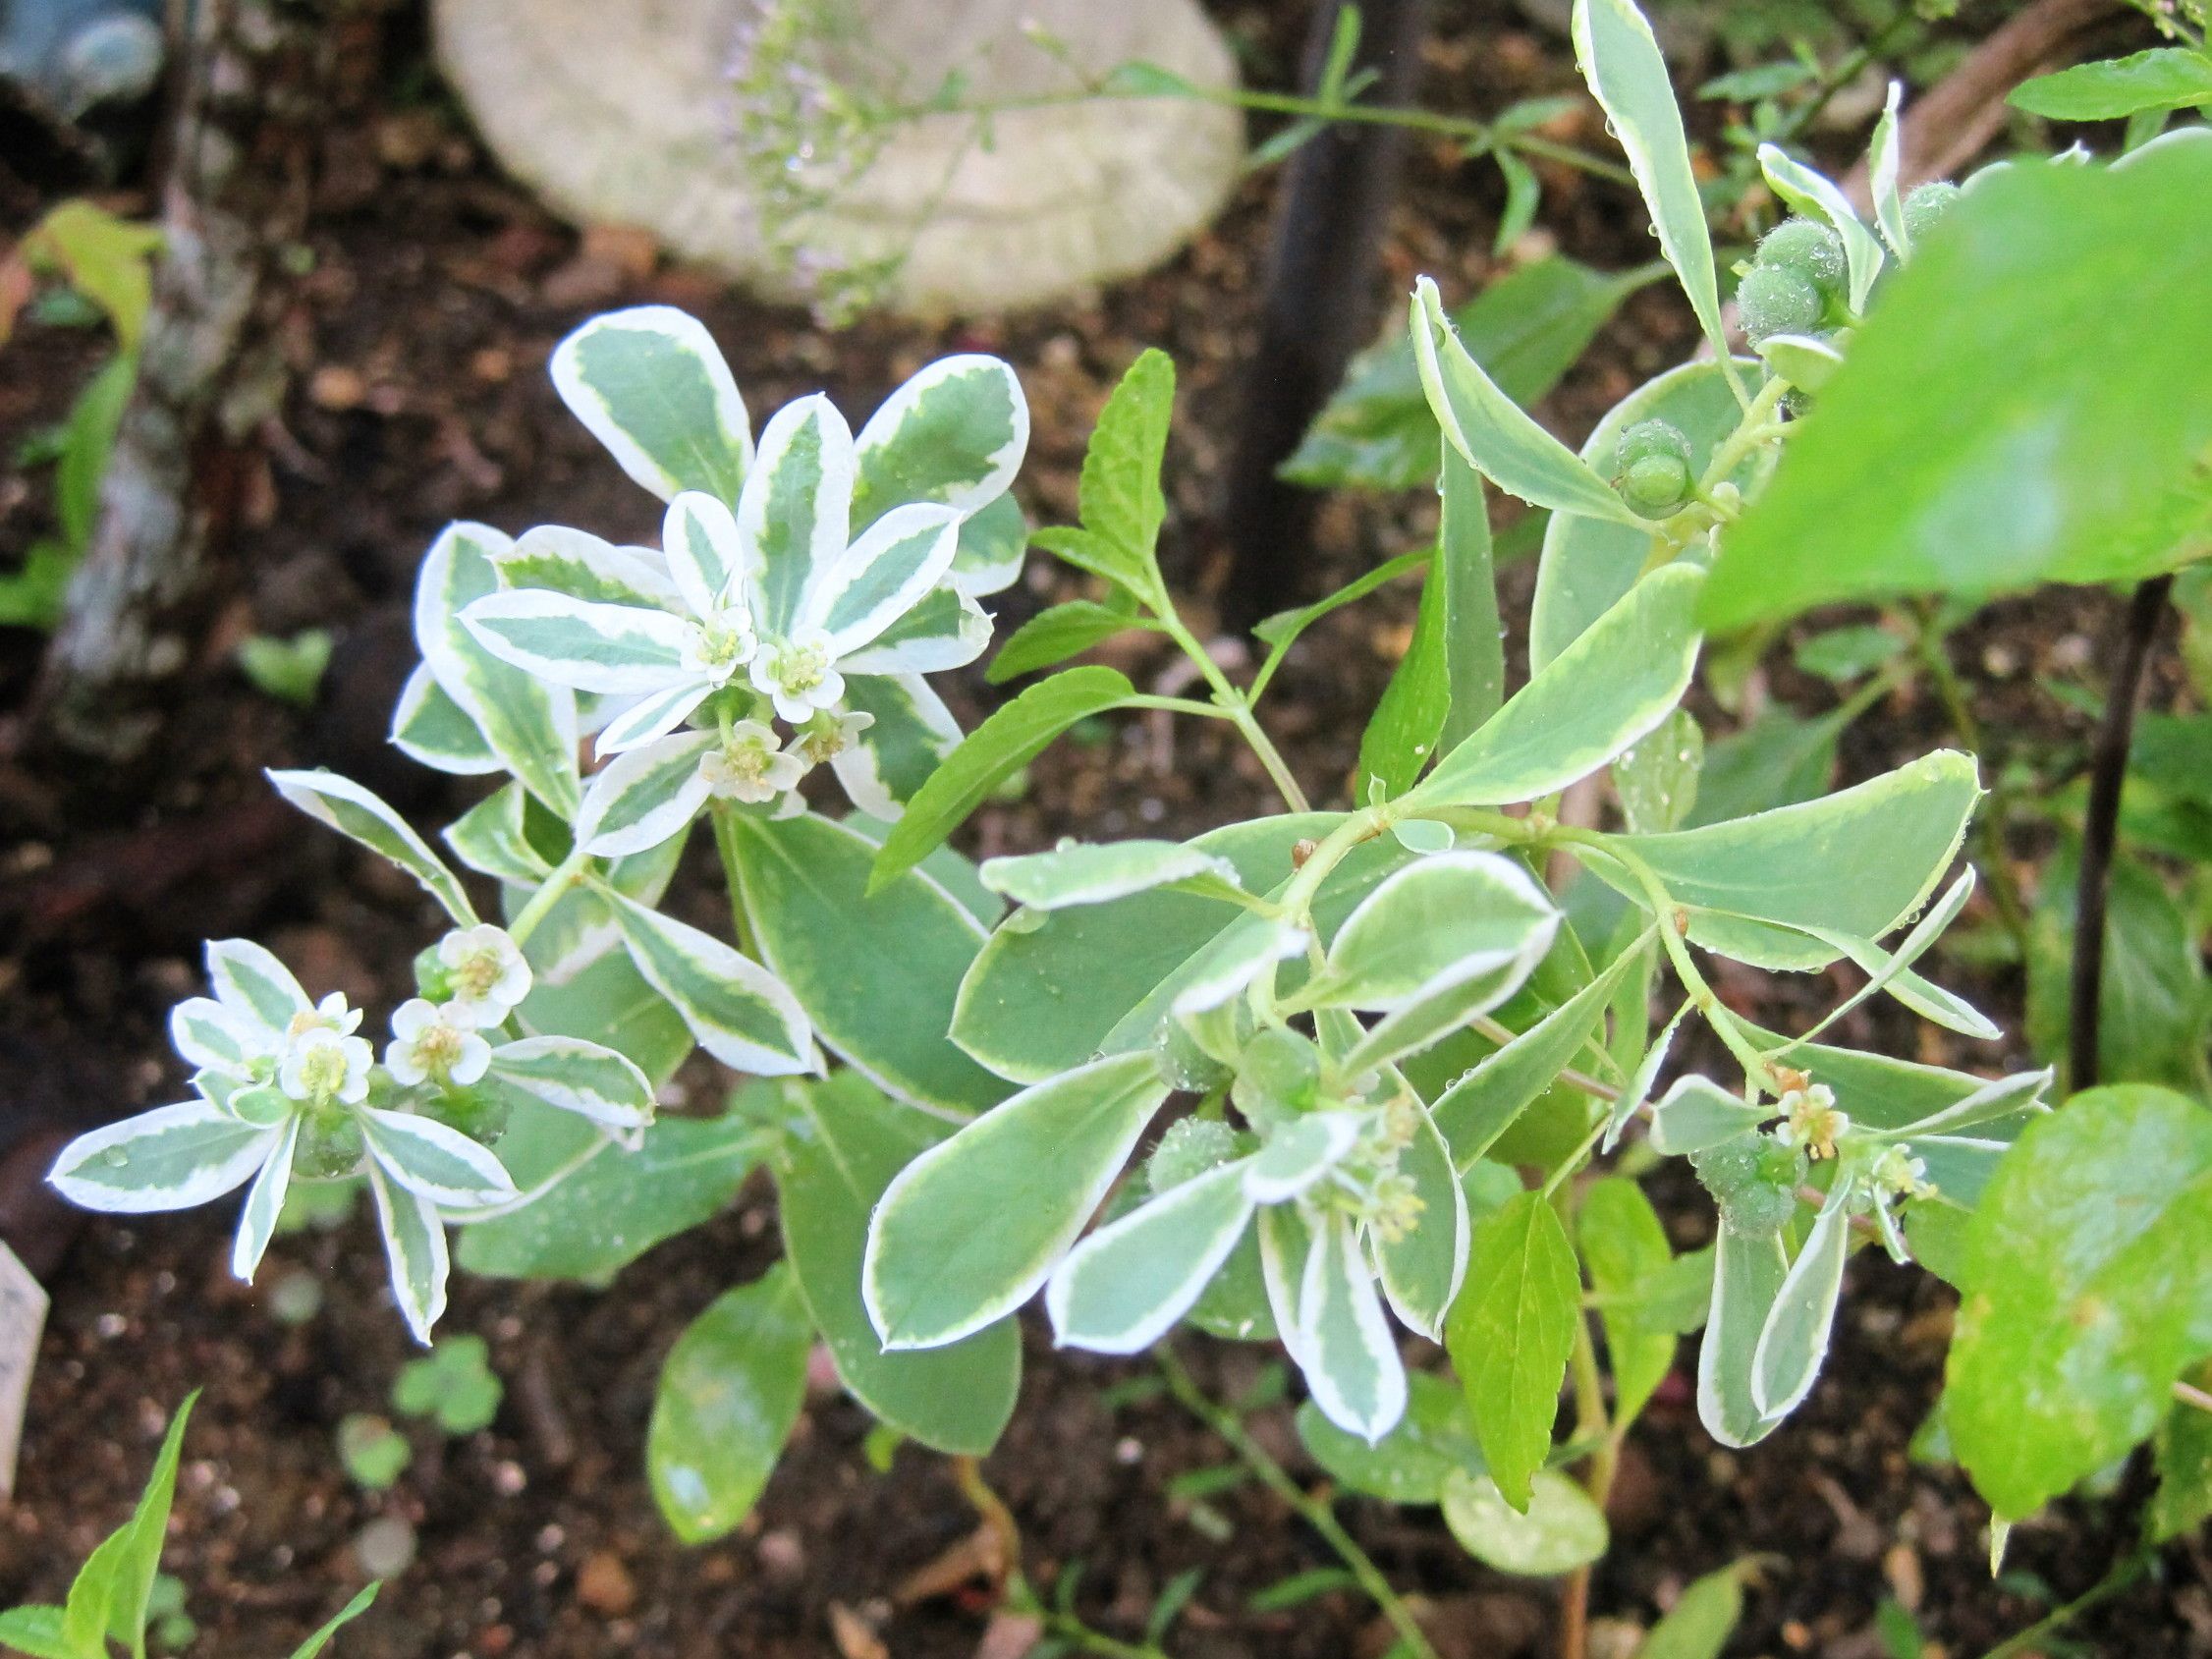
xmin=1146 ymin=1117 xmax=1244 ymax=1194
xmin=1689 ymin=1132 xmax=1805 ymax=1238
xmin=420 ymin=1086 xmax=511 ymax=1146
xmin=1614 ymin=417 xmax=1694 ymax=518
xmin=295 ymin=1111 xmax=367 ymax=1180
xmin=1902 ymin=181 xmax=1961 ymax=242
xmin=1755 ymin=217 xmax=1845 ymax=298
xmin=1233 ymin=1026 xmax=1322 ymax=1131
xmin=1737 ymin=263 xmax=1822 ymax=346
xmin=1155 ymin=1014 xmax=1233 ymax=1093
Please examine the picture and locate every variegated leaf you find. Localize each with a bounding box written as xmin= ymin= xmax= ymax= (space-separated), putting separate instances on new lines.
xmin=852 ymin=355 xmax=1029 ymax=527
xmin=205 ymin=938 xmax=311 ymax=1039
xmin=741 ymin=393 xmax=855 ymax=635
xmin=462 ymin=590 xmax=693 ymax=693
xmin=391 ymin=663 xmax=503 ymax=776
xmin=486 ymin=1035 xmax=656 ymax=1134
xmin=1046 ymin=1158 xmax=1257 ymax=1354
xmin=576 ymin=730 xmax=717 ymax=857
xmin=549 ymin=306 xmax=750 ymax=502
xmin=805 ymin=503 xmax=962 ymax=653
xmin=840 ymin=584 xmax=993 ymax=675
xmin=48 ymin=1101 xmax=282 ymax=1213
xmin=444 ymin=782 xmax=552 ymax=886
xmin=367 ymin=1162 xmax=450 ymax=1344
xmin=360 ymin=1108 xmax=518 ymax=1207
xmin=266 ymin=768 xmax=477 ymax=923
xmin=604 ymin=890 xmax=818 ymax=1076
xmin=831 ymin=672 xmax=962 ymax=819
xmin=493 ymin=523 xmax=681 ymax=610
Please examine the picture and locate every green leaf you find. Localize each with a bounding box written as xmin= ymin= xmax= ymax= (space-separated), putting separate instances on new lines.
xmin=867 ymin=667 xmax=1134 ymax=894
xmin=1613 ymin=706 xmax=1702 ymax=833
xmin=1579 ymin=1177 xmax=1678 ymax=1426
xmin=66 ymin=1392 xmax=194 ymax=1659
xmin=1295 ymin=1370 xmax=1486 ymax=1504
xmin=1696 ymin=1223 xmax=1791 ymax=1448
xmin=1946 ymin=1084 xmax=2212 ymax=1519
xmin=1530 ymin=359 xmax=1764 ymax=671
xmin=2149 ymin=1370 xmax=2212 ymax=1542
xmin=265 ymin=769 xmax=476 ymax=924
xmin=777 ymin=1073 xmax=1021 ymax=1454
xmin=1410 ymin=563 xmax=1704 ymax=810
xmin=987 ymin=600 xmax=1152 ymax=684
xmin=1437 ymin=447 xmax=1506 ymax=747
xmin=53 ymin=352 xmax=136 ymax=553
xmin=28 ymin=201 xmax=161 ymax=347
xmin=1355 ymin=546 xmax=1454 ymax=802
xmin=1410 ymin=278 xmax=1643 ymax=525
xmin=2011 ymin=48 xmax=2212 ymax=120
xmin=1440 ymin=1467 xmax=1609 ymax=1576
xmin=1591 ymin=750 xmax=1981 ymax=970
xmin=862 ymin=1052 xmax=1168 ymax=1349
xmin=1704 ymin=142 xmax=2212 ymax=630
xmin=336 ymin=1413 xmax=412 ymax=1490
xmin=236 ymin=630 xmax=332 ymax=708
xmin=851 ymin=355 xmax=1026 ymax=529
xmin=1047 ymin=1158 xmax=1257 ymax=1353
xmin=1284 ymin=258 xmax=1655 ymax=491
xmin=978 ymin=839 xmax=1238 ymax=912
xmin=1687 ymin=705 xmax=1846 ymax=826
xmin=1637 ymin=1562 xmax=1750 ymax=1659
xmin=285 ymin=1585 xmax=380 ymax=1659
xmin=1447 ymin=1191 xmax=1578 ymax=1510
xmin=1077 ymin=348 xmax=1175 ymax=590
xmin=647 ymin=1264 xmax=812 ymax=1542
xmin=0 ymin=1607 xmax=76 ymax=1659
xmin=604 ymin=889 xmax=818 ymax=1077
xmin=393 ymin=1335 xmax=502 ymax=1433
xmin=2025 ymin=842 xmax=2209 ymax=1092
xmin=550 ymin=306 xmax=750 ymax=503
xmin=458 ymin=1113 xmax=762 ymax=1281
xmin=1570 ymin=0 xmax=1735 ymax=370
xmin=722 ymin=810 xmax=1012 ymax=1113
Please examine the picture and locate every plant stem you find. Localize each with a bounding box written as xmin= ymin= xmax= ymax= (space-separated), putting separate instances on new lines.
xmin=1155 ymin=607 xmax=1313 ymax=813
xmin=505 ymin=849 xmax=590 ymax=946
xmin=1156 ymin=1347 xmax=1441 ymax=1659
xmin=2069 ymin=575 xmax=2174 ymax=1089
xmin=1907 ymin=603 xmax=2032 ymax=959
xmin=951 ymin=1456 xmax=1166 ymax=1659
xmin=1975 ymin=1548 xmax=2153 ymax=1659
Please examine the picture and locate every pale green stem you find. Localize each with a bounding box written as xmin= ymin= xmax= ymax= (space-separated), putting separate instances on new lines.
xmin=505 ymin=849 xmax=591 ymax=946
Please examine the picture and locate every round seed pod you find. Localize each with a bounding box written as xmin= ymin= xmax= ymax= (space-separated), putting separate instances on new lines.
xmin=1155 ymin=1014 xmax=1232 ymax=1093
xmin=1737 ymin=262 xmax=1823 ymax=346
xmin=1755 ymin=216 xmax=1845 ymax=298
xmin=1146 ymin=1116 xmax=1244 ymax=1194
xmin=1615 ymin=417 xmax=1694 ymax=518
xmin=294 ymin=1112 xmax=367 ymax=1180
xmin=1902 ymin=181 xmax=1962 ymax=242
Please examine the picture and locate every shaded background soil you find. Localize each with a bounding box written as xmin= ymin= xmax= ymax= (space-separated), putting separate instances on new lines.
xmin=2 ymin=1 xmax=2206 ymax=1654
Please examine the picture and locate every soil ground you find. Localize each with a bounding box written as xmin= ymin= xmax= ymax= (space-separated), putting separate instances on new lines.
xmin=1 ymin=2 xmax=2205 ymax=1656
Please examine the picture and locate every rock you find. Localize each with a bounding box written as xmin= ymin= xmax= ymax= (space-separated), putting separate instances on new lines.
xmin=576 ymin=1548 xmax=638 ymax=1616
xmin=433 ymin=0 xmax=1244 ymax=315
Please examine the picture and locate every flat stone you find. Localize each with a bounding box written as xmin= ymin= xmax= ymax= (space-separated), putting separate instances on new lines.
xmin=434 ymin=0 xmax=1245 ymax=315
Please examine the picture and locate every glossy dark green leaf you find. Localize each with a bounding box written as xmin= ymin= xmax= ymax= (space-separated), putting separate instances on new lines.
xmin=1704 ymin=143 xmax=2212 ymax=629
xmin=1946 ymin=1085 xmax=2212 ymax=1519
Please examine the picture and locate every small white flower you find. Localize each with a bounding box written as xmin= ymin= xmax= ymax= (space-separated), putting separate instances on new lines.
xmin=385 ymin=998 xmax=493 ymax=1087
xmin=436 ymin=923 xmax=533 ymax=1029
xmin=1774 ymin=1083 xmax=1848 ymax=1160
xmin=679 ymin=603 xmax=758 ymax=685
xmin=278 ymin=1026 xmax=373 ymax=1104
xmin=700 ymin=719 xmax=809 ymax=804
xmin=1873 ymin=1143 xmax=1935 ymax=1200
xmin=793 ymin=706 xmax=873 ymax=767
xmin=286 ymin=991 xmax=365 ymax=1041
xmin=749 ymin=627 xmax=846 ymax=724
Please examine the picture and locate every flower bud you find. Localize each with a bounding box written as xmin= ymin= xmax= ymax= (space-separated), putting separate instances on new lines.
xmin=1614 ymin=417 xmax=1693 ymax=518
xmin=1755 ymin=217 xmax=1845 ymax=299
xmin=1902 ymin=181 xmax=1961 ymax=242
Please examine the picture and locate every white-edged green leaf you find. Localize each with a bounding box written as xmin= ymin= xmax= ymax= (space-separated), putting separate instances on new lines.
xmin=1306 ymin=850 xmax=1558 ymax=1013
xmin=550 ymin=305 xmax=750 ymax=502
xmin=1441 ymin=1467 xmax=1609 ymax=1576
xmin=168 ymin=996 xmax=260 ymax=1076
xmin=1754 ymin=332 xmax=1847 ymax=393
xmin=1410 ymin=276 xmax=1642 ymax=525
xmin=1589 ymin=750 xmax=1981 ymax=970
xmin=742 ymin=392 xmax=855 ymax=635
xmin=1242 ymin=1112 xmax=1365 ymax=1204
xmin=777 ymin=1073 xmax=1020 ymax=1454
xmin=48 ymin=1101 xmax=281 ymax=1214
xmin=1571 ymin=0 xmax=1736 ymax=370
xmin=593 ymin=676 xmax=715 ymax=757
xmin=361 ymin=1108 xmax=518 ymax=1207
xmin=867 ymin=666 xmax=1134 ymax=892
xmin=205 ymin=937 xmax=310 ymax=1039
xmin=721 ymin=810 xmax=1010 ymax=1113
xmin=831 ymin=670 xmax=963 ymax=819
xmin=853 ymin=354 xmax=1029 ymax=527
xmin=1447 ymin=1189 xmax=1577 ymax=1508
xmin=843 ymin=584 xmax=993 ymax=676
xmin=391 ymin=663 xmax=502 ymax=775
xmin=231 ymin=1116 xmax=300 ymax=1282
xmin=862 ymin=1052 xmax=1168 ymax=1350
xmin=444 ymin=782 xmax=552 ymax=885
xmin=1376 ymin=1093 xmax=1473 ymax=1340
xmin=1429 ymin=941 xmax=1644 ymax=1166
xmin=486 ymin=1036 xmax=655 ymax=1134
xmin=1170 ymin=918 xmax=1313 ymax=1017
xmin=1696 ymin=1223 xmax=1790 ymax=1448
xmin=807 ymin=502 xmax=962 ymax=653
xmin=1896 ymin=1068 xmax=2052 ymax=1138
xmin=1755 ymin=143 xmax=1887 ymax=313
xmin=1749 ymin=1188 xmax=1853 ymax=1419
xmin=493 ymin=523 xmax=682 ymax=610
xmin=980 ymin=839 xmax=1240 ymax=912
xmin=461 ymin=589 xmax=692 ymax=693
xmin=1300 ymin=1210 xmax=1408 ymax=1443
xmin=1047 ymin=1157 xmax=1258 ymax=1354
xmin=266 ymin=768 xmax=476 ymax=923
xmin=1258 ymin=1203 xmax=1318 ymax=1372
xmin=1795 ymin=870 xmax=1999 ymax=1041
xmin=647 ymin=1264 xmax=810 ymax=1542
xmin=1648 ymin=1076 xmax=1770 ymax=1155
xmin=604 ymin=889 xmax=817 ymax=1078
xmin=1869 ymin=81 xmax=1908 ymax=255
xmin=1295 ymin=1370 xmax=1486 ymax=1504
xmin=415 ymin=521 xmax=581 ymax=815
xmin=575 ymin=730 xmax=715 ymax=857
xmin=948 ymin=491 xmax=1027 ymax=596
xmin=662 ymin=489 xmax=754 ymax=618
xmin=1412 ymin=563 xmax=1703 ymax=809
xmin=366 ymin=1161 xmax=449 ymax=1345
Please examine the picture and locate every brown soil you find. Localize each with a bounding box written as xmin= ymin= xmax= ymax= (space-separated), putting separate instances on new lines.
xmin=1 ymin=3 xmax=2204 ymax=1657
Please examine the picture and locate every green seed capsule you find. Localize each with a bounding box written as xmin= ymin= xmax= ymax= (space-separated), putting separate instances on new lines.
xmin=1755 ymin=217 xmax=1845 ymax=298
xmin=294 ymin=1111 xmax=367 ymax=1180
xmin=1737 ymin=263 xmax=1822 ymax=346
xmin=1154 ymin=1014 xmax=1232 ymax=1093
xmin=1614 ymin=417 xmax=1693 ymax=518
xmin=1146 ymin=1116 xmax=1244 ymax=1194
xmin=1233 ymin=1026 xmax=1321 ymax=1132
xmin=1902 ymin=181 xmax=1961 ymax=242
